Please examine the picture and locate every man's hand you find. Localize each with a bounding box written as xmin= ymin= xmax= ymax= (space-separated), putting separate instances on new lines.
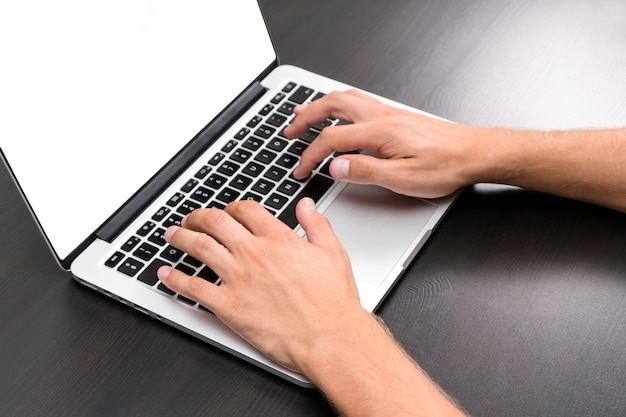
xmin=157 ymin=198 xmax=365 ymax=373
xmin=285 ymin=89 xmax=486 ymax=199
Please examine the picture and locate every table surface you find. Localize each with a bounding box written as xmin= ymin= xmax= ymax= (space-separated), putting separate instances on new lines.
xmin=1 ymin=1 xmax=625 ymax=416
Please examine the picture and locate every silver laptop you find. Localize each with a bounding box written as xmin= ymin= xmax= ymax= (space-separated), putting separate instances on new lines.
xmin=0 ymin=1 xmax=456 ymax=386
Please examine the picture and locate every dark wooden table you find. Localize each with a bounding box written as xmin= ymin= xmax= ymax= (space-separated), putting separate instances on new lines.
xmin=1 ymin=1 xmax=625 ymax=416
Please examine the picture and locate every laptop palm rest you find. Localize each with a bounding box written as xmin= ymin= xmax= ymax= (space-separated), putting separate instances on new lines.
xmin=319 ymin=183 xmax=437 ymax=286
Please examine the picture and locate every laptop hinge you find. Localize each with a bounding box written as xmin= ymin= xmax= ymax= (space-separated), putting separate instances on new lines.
xmin=95 ymin=80 xmax=269 ymax=243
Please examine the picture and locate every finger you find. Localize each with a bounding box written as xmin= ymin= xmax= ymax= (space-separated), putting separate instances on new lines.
xmin=295 ymin=198 xmax=342 ymax=250
xmin=329 ymin=153 xmax=398 ymax=187
xmin=292 ymin=121 xmax=391 ymax=179
xmin=284 ymin=90 xmax=379 ymax=139
xmin=292 ymin=123 xmax=362 ymax=179
xmin=164 ymin=225 xmax=233 ymax=278
xmin=224 ymin=200 xmax=287 ymax=237
xmin=180 ymin=208 xmax=252 ymax=250
xmin=330 ymin=154 xmax=448 ymax=198
xmin=157 ymin=265 xmax=222 ymax=311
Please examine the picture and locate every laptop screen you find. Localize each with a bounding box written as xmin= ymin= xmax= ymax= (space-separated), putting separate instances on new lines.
xmin=0 ymin=1 xmax=275 ymax=260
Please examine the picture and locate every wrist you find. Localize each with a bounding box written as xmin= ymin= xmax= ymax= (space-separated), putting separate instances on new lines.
xmin=470 ymin=127 xmax=535 ymax=186
xmin=297 ymin=311 xmax=467 ymax=416
xmin=296 ymin=308 xmax=378 ymax=383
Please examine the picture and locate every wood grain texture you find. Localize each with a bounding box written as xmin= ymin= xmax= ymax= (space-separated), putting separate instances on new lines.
xmin=1 ymin=1 xmax=625 ymax=416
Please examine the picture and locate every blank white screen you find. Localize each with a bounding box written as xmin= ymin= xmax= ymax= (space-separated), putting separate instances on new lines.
xmin=0 ymin=0 xmax=275 ymax=259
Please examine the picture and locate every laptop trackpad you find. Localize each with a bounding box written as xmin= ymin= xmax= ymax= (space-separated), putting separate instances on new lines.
xmin=319 ymin=183 xmax=437 ymax=286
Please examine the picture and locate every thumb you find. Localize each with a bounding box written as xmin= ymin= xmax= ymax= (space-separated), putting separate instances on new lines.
xmin=295 ymin=198 xmax=341 ymax=249
xmin=329 ymin=154 xmax=389 ymax=186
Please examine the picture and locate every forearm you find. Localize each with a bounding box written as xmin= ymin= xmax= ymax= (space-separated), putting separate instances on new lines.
xmin=300 ymin=311 xmax=467 ymax=417
xmin=477 ymin=127 xmax=626 ymax=213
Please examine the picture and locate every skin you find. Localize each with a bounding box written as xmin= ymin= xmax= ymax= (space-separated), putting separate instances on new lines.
xmin=288 ymin=90 xmax=626 ymax=213
xmin=157 ymin=90 xmax=625 ymax=416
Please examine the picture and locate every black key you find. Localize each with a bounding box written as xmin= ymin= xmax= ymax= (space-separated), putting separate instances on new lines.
xmin=267 ymin=113 xmax=288 ymax=127
xmin=230 ymin=148 xmax=252 ymax=163
xmin=163 ymin=214 xmax=183 ymax=228
xmin=221 ymin=139 xmax=238 ymax=153
xmin=267 ymin=137 xmax=288 ymax=152
xmin=254 ymin=149 xmax=277 ymax=164
xmin=217 ymin=161 xmax=240 ymax=176
xmin=216 ymin=187 xmax=240 ymax=204
xmin=229 ymin=174 xmax=252 ymax=190
xmin=300 ymin=129 xmax=319 ymax=144
xmin=117 ymin=257 xmax=144 ymax=277
xmin=157 ymin=282 xmax=176 ymax=295
xmin=276 ymin=153 xmax=298 ymax=169
xmin=247 ymin=115 xmax=263 ymax=127
xmin=105 ymin=251 xmax=125 ymax=268
xmin=287 ymin=140 xmax=308 ymax=156
xmin=207 ymin=201 xmax=226 ymax=210
xmin=270 ymin=92 xmax=286 ymax=104
xmin=311 ymin=92 xmax=325 ymax=101
xmin=282 ymin=81 xmax=297 ymax=93
xmin=198 ymin=304 xmax=216 ymax=315
xmin=242 ymin=161 xmax=264 ymax=177
xmin=277 ymin=102 xmax=295 ymax=115
xmin=137 ymin=259 xmax=170 ymax=285
xmin=234 ymin=127 xmax=250 ymax=140
xmin=133 ymin=243 xmax=160 ymax=261
xmin=320 ymin=158 xmax=333 ymax=176
xmin=312 ymin=118 xmax=333 ymax=131
xmin=175 ymin=263 xmax=196 ymax=276
xmin=278 ymin=126 xmax=289 ymax=138
xmin=259 ymin=104 xmax=274 ymax=116
xmin=176 ymin=200 xmax=201 ymax=215
xmin=265 ymin=193 xmax=288 ymax=210
xmin=194 ymin=165 xmax=211 ymax=180
xmin=181 ymin=178 xmax=199 ymax=193
xmin=148 ymin=228 xmax=167 ymax=246
xmin=198 ymin=266 xmax=219 ymax=284
xmin=137 ymin=221 xmax=156 ymax=237
xmin=288 ymin=86 xmax=314 ymax=104
xmin=242 ymin=137 xmax=263 ymax=151
xmin=152 ymin=207 xmax=170 ymax=222
xmin=190 ymin=186 xmax=214 ymax=203
xmin=278 ymin=175 xmax=335 ymax=229
xmin=251 ymin=179 xmax=274 ymax=195
xmin=183 ymin=254 xmax=203 ymax=268
xmin=177 ymin=294 xmax=196 ymax=305
xmin=264 ymin=166 xmax=287 ymax=181
xmin=254 ymin=125 xmax=276 ymax=139
xmin=241 ymin=192 xmax=262 ymax=202
xmin=208 ymin=152 xmax=225 ymax=165
xmin=204 ymin=173 xmax=228 ymax=189
xmin=166 ymin=193 xmax=185 ymax=207
xmin=277 ymin=179 xmax=300 ymax=196
xmin=161 ymin=245 xmax=185 ymax=262
xmin=121 ymin=236 xmax=141 ymax=252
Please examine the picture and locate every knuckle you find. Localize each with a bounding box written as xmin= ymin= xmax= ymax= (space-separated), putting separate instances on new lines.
xmin=327 ymin=90 xmax=346 ymax=100
xmin=187 ymin=207 xmax=223 ymax=227
xmin=187 ymin=276 xmax=206 ymax=299
xmin=193 ymin=233 xmax=217 ymax=254
xmin=228 ymin=199 xmax=260 ymax=215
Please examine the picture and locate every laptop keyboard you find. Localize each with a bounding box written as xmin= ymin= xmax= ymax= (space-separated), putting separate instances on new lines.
xmin=103 ymin=81 xmax=343 ymax=313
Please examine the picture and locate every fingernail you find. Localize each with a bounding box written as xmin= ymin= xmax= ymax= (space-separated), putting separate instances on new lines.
xmin=301 ymin=197 xmax=317 ymax=211
xmin=293 ymin=103 xmax=308 ymax=113
xmin=331 ymin=158 xmax=350 ymax=179
xmin=164 ymin=225 xmax=180 ymax=241
xmin=157 ymin=266 xmax=171 ymax=281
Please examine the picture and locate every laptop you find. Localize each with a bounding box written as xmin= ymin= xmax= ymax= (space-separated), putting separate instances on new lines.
xmin=0 ymin=1 xmax=457 ymax=387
